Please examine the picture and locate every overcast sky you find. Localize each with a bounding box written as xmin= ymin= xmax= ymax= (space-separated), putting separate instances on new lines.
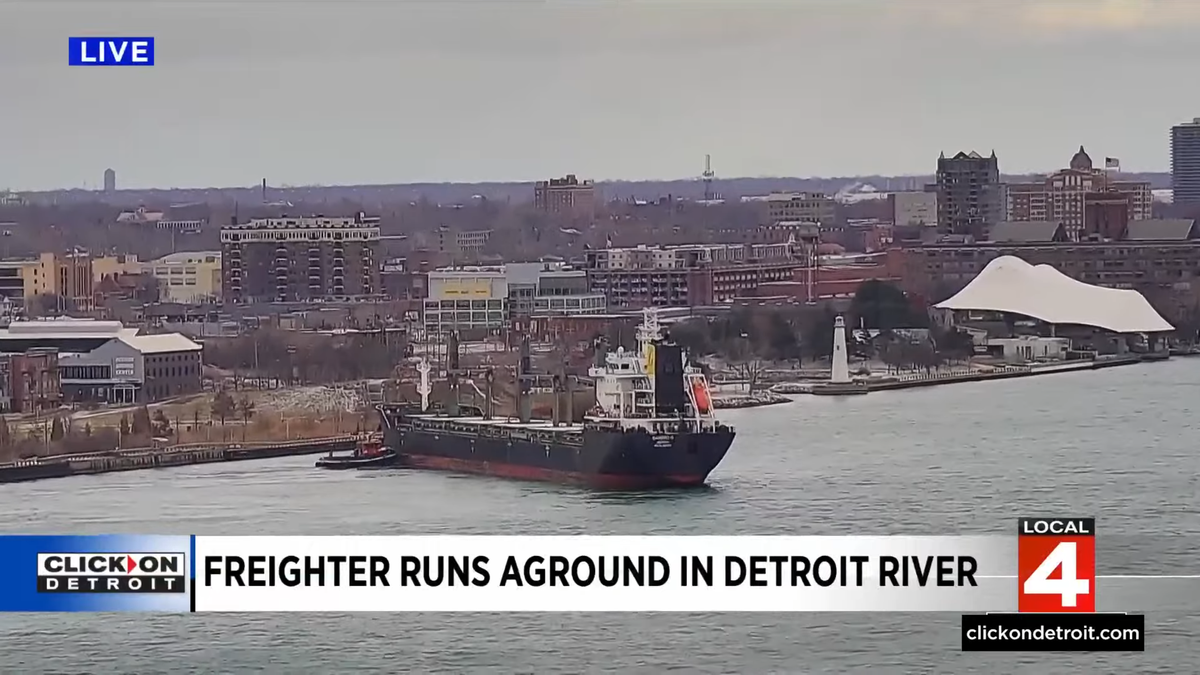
xmin=2 ymin=0 xmax=1199 ymax=190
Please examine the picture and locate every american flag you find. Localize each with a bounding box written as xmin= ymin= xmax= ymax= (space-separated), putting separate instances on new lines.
xmin=1105 ymin=157 xmax=1120 ymax=170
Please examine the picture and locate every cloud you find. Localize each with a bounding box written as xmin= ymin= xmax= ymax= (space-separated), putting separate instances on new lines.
xmin=885 ymin=0 xmax=1200 ymax=35
xmin=1017 ymin=0 xmax=1200 ymax=33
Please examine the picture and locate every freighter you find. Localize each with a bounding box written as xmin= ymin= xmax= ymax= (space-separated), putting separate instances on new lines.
xmin=377 ymin=309 xmax=735 ymax=490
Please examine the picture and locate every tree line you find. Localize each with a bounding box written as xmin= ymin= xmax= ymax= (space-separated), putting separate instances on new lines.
xmin=203 ymin=329 xmax=410 ymax=384
xmin=668 ymin=281 xmax=941 ymax=363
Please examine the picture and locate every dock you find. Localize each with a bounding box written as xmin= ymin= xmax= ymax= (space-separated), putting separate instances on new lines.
xmin=0 ymin=436 xmax=359 ymax=485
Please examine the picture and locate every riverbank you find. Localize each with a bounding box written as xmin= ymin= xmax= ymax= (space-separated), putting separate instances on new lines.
xmin=711 ymin=392 xmax=792 ymax=409
xmin=0 ymin=436 xmax=358 ymax=485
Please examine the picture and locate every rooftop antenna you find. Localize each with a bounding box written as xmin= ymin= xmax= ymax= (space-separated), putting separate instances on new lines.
xmin=702 ymin=154 xmax=716 ymax=201
xmin=261 ymin=178 xmax=267 ymax=203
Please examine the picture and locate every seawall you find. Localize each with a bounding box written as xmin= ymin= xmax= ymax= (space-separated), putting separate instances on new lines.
xmin=0 ymin=436 xmax=358 ymax=485
xmin=866 ymin=355 xmax=1145 ymax=392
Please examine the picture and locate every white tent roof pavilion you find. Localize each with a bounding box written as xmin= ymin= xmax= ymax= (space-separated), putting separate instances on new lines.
xmin=933 ymin=255 xmax=1174 ymax=334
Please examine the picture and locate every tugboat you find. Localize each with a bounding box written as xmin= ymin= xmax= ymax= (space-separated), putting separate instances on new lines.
xmin=315 ymin=435 xmax=397 ymax=470
xmin=377 ymin=308 xmax=736 ymax=490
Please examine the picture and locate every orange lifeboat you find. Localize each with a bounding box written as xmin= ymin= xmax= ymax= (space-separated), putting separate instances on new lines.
xmin=692 ymin=380 xmax=712 ymax=414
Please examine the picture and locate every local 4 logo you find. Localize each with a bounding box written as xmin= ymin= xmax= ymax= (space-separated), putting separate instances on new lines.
xmin=1017 ymin=518 xmax=1095 ymax=612
xmin=37 ymin=553 xmax=187 ymax=593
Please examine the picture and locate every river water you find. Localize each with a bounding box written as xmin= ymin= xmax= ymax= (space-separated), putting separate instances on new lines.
xmin=2 ymin=360 xmax=1197 ymax=673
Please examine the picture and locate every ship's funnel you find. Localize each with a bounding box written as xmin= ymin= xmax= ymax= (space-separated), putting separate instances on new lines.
xmin=654 ymin=342 xmax=686 ymax=416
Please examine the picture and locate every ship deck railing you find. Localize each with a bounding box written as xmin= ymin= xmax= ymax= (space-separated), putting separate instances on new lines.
xmin=400 ymin=417 xmax=585 ymax=447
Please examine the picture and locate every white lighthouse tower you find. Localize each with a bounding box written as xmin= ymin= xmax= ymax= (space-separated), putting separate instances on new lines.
xmin=811 ymin=314 xmax=868 ymax=396
xmin=831 ymin=315 xmax=851 ymax=384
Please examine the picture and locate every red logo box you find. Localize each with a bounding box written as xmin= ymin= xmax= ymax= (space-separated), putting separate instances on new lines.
xmin=1017 ymin=517 xmax=1095 ymax=613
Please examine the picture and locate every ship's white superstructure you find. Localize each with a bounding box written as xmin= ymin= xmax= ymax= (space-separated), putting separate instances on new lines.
xmin=587 ymin=308 xmax=721 ymax=434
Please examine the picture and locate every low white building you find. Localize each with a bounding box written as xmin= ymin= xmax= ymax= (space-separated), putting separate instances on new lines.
xmin=987 ymin=336 xmax=1070 ymax=362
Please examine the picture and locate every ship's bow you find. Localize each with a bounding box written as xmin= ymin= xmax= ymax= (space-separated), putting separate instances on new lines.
xmin=584 ymin=426 xmax=736 ymax=491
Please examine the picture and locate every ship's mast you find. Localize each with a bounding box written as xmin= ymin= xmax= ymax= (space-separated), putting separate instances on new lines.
xmin=416 ymin=359 xmax=432 ymax=412
xmin=636 ymin=307 xmax=661 ymax=372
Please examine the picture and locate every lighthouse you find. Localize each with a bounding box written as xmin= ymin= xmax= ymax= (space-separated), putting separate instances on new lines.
xmin=831 ymin=315 xmax=850 ymax=384
xmin=810 ymin=314 xmax=867 ymax=395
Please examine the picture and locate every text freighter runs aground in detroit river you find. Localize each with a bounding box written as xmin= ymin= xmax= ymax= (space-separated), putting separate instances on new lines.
xmin=377 ymin=309 xmax=736 ymax=490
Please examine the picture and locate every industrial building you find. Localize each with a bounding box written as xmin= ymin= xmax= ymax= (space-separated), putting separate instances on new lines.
xmin=220 ymin=215 xmax=381 ymax=304
xmin=0 ymin=318 xmax=202 ymax=404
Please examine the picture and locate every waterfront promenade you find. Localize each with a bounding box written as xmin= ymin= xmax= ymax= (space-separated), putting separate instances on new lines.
xmin=767 ymin=352 xmax=1157 ymax=396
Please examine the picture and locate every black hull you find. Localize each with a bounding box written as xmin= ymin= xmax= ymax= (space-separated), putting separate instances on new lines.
xmin=382 ymin=422 xmax=735 ymax=490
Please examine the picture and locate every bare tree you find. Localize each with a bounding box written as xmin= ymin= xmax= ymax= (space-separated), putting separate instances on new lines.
xmin=236 ymin=396 xmax=256 ymax=442
xmin=211 ymin=390 xmax=236 ymax=439
xmin=730 ymin=359 xmax=767 ymax=394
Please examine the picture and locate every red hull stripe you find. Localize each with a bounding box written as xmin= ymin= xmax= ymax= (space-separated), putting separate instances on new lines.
xmin=402 ymin=455 xmax=705 ymax=490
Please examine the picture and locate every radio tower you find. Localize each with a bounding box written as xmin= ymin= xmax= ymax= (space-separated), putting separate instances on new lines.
xmin=702 ymin=154 xmax=716 ymax=201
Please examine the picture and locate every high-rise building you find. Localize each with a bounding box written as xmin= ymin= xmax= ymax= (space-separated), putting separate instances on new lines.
xmin=935 ymin=151 xmax=1002 ymax=237
xmin=1171 ymin=118 xmax=1200 ymax=206
xmin=220 ymin=215 xmax=381 ymax=304
xmin=533 ymin=174 xmax=596 ymax=217
xmin=103 ymin=168 xmax=116 ymax=193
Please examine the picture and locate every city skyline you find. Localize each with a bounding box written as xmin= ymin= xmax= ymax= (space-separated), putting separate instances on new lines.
xmin=3 ymin=0 xmax=1199 ymax=190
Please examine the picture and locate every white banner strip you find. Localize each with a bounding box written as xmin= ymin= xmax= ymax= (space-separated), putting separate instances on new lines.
xmin=193 ymin=535 xmax=1017 ymax=612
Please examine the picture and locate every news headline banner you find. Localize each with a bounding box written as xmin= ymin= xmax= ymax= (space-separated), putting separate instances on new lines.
xmin=195 ymin=536 xmax=1014 ymax=612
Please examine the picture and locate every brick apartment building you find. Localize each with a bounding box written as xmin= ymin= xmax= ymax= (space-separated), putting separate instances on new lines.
xmin=220 ymin=215 xmax=381 ymax=304
xmin=1003 ymin=147 xmax=1152 ymax=241
xmin=760 ymin=192 xmax=836 ymax=226
xmin=584 ymin=242 xmax=806 ymax=307
xmin=0 ymin=348 xmax=61 ymax=413
xmin=534 ymin=175 xmax=596 ymax=218
xmin=754 ymin=250 xmax=907 ymax=302
xmin=903 ymin=219 xmax=1200 ymax=300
